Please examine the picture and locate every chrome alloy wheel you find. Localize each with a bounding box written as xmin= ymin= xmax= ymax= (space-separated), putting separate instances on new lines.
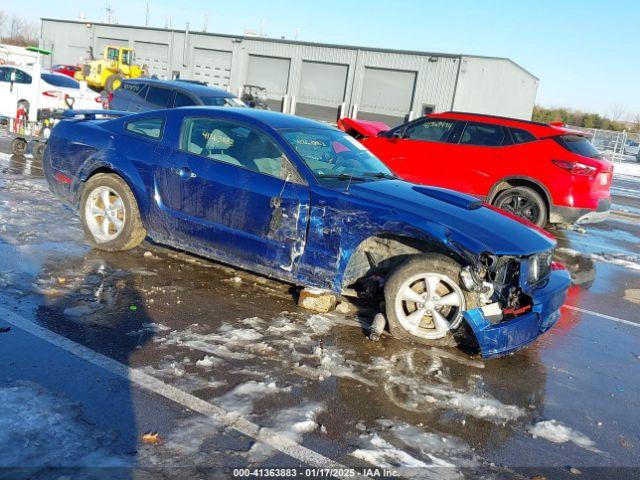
xmin=85 ymin=186 xmax=126 ymax=243
xmin=393 ymin=272 xmax=466 ymax=340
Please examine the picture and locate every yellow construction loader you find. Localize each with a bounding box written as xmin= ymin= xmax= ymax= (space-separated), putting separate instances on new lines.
xmin=75 ymin=45 xmax=145 ymax=92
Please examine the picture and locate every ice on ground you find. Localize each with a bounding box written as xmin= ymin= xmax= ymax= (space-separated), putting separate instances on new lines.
xmin=126 ymin=322 xmax=170 ymax=336
xmin=214 ymin=380 xmax=289 ymax=417
xmin=557 ymin=247 xmax=640 ymax=272
xmin=196 ymin=355 xmax=221 ymax=368
xmin=307 ymin=314 xmax=334 ymax=335
xmin=613 ymin=161 xmax=640 ymax=179
xmin=370 ymin=353 xmax=525 ymax=422
xmin=528 ymin=420 xmax=600 ymax=452
xmin=247 ymin=402 xmax=324 ymax=462
xmin=0 ymin=382 xmax=128 ymax=468
xmin=352 ymin=420 xmax=478 ymax=479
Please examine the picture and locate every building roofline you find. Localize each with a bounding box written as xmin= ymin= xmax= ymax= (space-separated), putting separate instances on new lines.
xmin=40 ymin=17 xmax=538 ymax=80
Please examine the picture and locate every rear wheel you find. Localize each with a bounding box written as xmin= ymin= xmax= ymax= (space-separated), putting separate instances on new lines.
xmin=493 ymin=186 xmax=547 ymax=227
xmin=11 ymin=138 xmax=27 ymax=156
xmin=79 ymin=173 xmax=146 ymax=251
xmin=33 ymin=142 xmax=46 ymax=161
xmin=104 ymin=74 xmax=123 ymax=93
xmin=384 ymin=254 xmax=480 ymax=346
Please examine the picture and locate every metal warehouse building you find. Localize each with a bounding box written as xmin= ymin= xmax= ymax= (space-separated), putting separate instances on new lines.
xmin=40 ymin=18 xmax=539 ymax=125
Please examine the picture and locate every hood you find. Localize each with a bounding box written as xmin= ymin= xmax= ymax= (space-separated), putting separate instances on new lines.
xmin=337 ymin=118 xmax=390 ymax=138
xmin=347 ymin=180 xmax=555 ymax=256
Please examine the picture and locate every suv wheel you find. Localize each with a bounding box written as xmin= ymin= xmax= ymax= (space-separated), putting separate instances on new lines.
xmin=384 ymin=254 xmax=480 ymax=346
xmin=79 ymin=173 xmax=146 ymax=251
xmin=494 ymin=186 xmax=547 ymax=227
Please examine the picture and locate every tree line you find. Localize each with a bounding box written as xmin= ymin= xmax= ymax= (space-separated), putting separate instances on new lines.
xmin=533 ymin=105 xmax=639 ymax=133
xmin=0 ymin=10 xmax=39 ymax=48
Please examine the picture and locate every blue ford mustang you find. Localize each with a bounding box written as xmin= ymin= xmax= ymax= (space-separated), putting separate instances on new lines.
xmin=43 ymin=107 xmax=571 ymax=358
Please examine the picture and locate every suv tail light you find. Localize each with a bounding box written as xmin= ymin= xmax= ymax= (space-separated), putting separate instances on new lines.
xmin=551 ymin=159 xmax=597 ymax=177
xmin=42 ymin=90 xmax=62 ymax=98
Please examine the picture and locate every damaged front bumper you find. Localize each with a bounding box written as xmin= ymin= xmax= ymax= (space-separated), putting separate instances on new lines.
xmin=463 ymin=269 xmax=571 ymax=358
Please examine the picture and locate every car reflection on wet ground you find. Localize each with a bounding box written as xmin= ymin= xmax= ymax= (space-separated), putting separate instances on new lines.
xmin=0 ymin=149 xmax=639 ymax=479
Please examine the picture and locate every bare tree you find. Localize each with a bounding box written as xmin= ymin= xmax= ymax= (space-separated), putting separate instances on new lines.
xmin=609 ymin=103 xmax=626 ymax=122
xmin=0 ymin=13 xmax=38 ymax=47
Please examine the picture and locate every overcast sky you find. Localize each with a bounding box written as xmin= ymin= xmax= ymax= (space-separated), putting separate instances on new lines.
xmin=4 ymin=0 xmax=639 ymax=118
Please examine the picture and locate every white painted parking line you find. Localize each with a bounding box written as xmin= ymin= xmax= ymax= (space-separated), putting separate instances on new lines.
xmin=563 ymin=305 xmax=639 ymax=328
xmin=0 ymin=306 xmax=369 ymax=480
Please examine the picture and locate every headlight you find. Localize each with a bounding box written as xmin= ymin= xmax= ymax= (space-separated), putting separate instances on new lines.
xmin=528 ymin=251 xmax=553 ymax=283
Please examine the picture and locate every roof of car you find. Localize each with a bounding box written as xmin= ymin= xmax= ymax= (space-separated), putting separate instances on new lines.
xmin=175 ymin=107 xmax=335 ymax=130
xmin=124 ymin=78 xmax=234 ymax=97
xmin=430 ymin=111 xmax=586 ymax=138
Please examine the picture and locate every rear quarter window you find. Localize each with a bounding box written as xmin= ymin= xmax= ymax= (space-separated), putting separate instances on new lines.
xmin=41 ymin=73 xmax=79 ymax=88
xmin=145 ymin=86 xmax=173 ymax=108
xmin=555 ymin=135 xmax=601 ymax=159
xmin=510 ymin=128 xmax=537 ymax=144
xmin=125 ymin=117 xmax=164 ymax=140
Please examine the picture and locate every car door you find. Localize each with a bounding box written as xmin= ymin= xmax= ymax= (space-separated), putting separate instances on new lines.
xmin=365 ymin=117 xmax=460 ymax=186
xmin=154 ymin=115 xmax=311 ymax=275
xmin=443 ymin=121 xmax=511 ymax=195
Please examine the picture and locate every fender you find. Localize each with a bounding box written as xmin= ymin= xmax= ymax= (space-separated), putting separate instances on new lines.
xmin=487 ymin=175 xmax=553 ymax=206
xmin=75 ymin=153 xmax=152 ymax=224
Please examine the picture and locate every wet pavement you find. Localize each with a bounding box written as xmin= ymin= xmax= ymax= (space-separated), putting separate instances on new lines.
xmin=0 ymin=146 xmax=639 ymax=479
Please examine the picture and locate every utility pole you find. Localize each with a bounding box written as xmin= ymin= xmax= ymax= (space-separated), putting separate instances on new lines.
xmin=203 ymin=11 xmax=208 ymax=32
xmin=145 ymin=1 xmax=150 ymax=27
xmin=105 ymin=2 xmax=114 ymax=24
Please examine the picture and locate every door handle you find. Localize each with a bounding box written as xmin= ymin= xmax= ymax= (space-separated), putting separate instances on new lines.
xmin=175 ymin=166 xmax=196 ymax=179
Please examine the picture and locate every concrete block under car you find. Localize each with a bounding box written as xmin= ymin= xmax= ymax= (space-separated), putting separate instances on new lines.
xmin=298 ymin=288 xmax=338 ymax=313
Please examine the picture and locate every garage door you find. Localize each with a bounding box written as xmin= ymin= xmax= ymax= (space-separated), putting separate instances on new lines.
xmin=359 ymin=67 xmax=417 ymax=127
xmin=246 ymin=55 xmax=290 ymax=110
xmin=95 ymin=37 xmax=128 ymax=57
xmin=192 ymin=48 xmax=232 ymax=88
xmin=135 ymin=41 xmax=169 ymax=78
xmin=297 ymin=61 xmax=348 ymax=121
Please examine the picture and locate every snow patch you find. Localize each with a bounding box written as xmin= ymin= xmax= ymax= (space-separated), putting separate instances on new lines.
xmin=247 ymin=402 xmax=324 ymax=462
xmin=214 ymin=380 xmax=289 ymax=417
xmin=528 ymin=420 xmax=600 ymax=452
xmin=0 ymin=382 xmax=128 ymax=468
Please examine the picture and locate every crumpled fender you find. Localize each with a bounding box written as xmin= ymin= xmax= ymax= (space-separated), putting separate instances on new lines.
xmin=463 ymin=268 xmax=571 ymax=358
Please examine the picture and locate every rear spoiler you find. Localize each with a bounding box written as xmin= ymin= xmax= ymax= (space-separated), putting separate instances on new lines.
xmin=60 ymin=109 xmax=131 ymax=120
xmin=337 ymin=118 xmax=391 ymax=138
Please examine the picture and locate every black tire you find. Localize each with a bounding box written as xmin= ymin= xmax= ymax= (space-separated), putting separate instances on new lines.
xmin=493 ymin=186 xmax=548 ymax=227
xmin=104 ymin=74 xmax=123 ymax=93
xmin=33 ymin=142 xmax=46 ymax=161
xmin=79 ymin=173 xmax=147 ymax=252
xmin=384 ymin=254 xmax=480 ymax=347
xmin=11 ymin=138 xmax=27 ymax=156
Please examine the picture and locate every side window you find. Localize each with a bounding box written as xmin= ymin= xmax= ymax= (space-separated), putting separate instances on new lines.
xmin=403 ymin=119 xmax=456 ymax=143
xmin=174 ymin=92 xmax=197 ymax=107
xmin=510 ymin=128 xmax=537 ymax=144
xmin=181 ymin=117 xmax=288 ymax=179
xmin=459 ymin=122 xmax=506 ymax=147
xmin=0 ymin=68 xmax=11 ymax=82
xmin=145 ymin=86 xmax=173 ymax=108
xmin=125 ymin=117 xmax=164 ymax=140
xmin=13 ymin=70 xmax=32 ymax=84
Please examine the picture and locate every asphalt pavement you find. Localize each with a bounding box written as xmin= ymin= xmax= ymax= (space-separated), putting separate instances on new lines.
xmin=0 ymin=141 xmax=639 ymax=480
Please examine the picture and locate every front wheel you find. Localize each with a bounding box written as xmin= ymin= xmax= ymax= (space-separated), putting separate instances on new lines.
xmin=384 ymin=254 xmax=480 ymax=346
xmin=79 ymin=173 xmax=147 ymax=251
xmin=493 ymin=186 xmax=547 ymax=227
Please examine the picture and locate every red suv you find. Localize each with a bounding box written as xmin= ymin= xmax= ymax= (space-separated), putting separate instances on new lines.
xmin=339 ymin=112 xmax=613 ymax=227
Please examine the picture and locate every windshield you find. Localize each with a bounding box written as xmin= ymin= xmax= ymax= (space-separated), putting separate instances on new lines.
xmin=282 ymin=128 xmax=395 ymax=182
xmin=200 ymin=96 xmax=247 ymax=107
xmin=41 ymin=72 xmax=80 ymax=89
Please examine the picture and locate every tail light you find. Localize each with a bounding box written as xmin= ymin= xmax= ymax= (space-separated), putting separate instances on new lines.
xmin=551 ymin=159 xmax=597 ymax=177
xmin=95 ymin=95 xmax=103 ymax=103
xmin=42 ymin=90 xmax=62 ymax=98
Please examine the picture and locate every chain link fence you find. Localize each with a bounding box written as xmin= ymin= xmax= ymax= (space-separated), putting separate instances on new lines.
xmin=567 ymin=125 xmax=640 ymax=163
